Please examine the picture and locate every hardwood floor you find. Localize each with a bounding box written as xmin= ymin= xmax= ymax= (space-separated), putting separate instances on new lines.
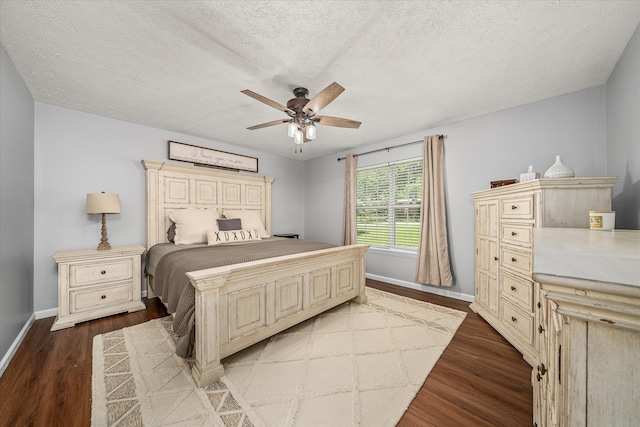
xmin=0 ymin=280 xmax=532 ymax=427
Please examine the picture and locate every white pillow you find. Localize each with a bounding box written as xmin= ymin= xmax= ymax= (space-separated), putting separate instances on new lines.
xmin=207 ymin=228 xmax=262 ymax=245
xmin=222 ymin=210 xmax=269 ymax=237
xmin=168 ymin=209 xmax=218 ymax=245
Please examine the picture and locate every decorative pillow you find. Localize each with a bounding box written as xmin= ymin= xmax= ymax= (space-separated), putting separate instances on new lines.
xmin=221 ymin=210 xmax=269 ymax=238
xmin=207 ymin=228 xmax=262 ymax=245
xmin=217 ymin=218 xmax=242 ymax=231
xmin=168 ymin=209 xmax=218 ymax=245
xmin=167 ymin=222 xmax=176 ymax=243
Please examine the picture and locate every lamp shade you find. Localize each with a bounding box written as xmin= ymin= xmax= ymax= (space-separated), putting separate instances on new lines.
xmin=86 ymin=192 xmax=121 ymax=214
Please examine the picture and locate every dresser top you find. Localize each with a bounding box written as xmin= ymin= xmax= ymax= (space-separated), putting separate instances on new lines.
xmin=471 ymin=177 xmax=617 ymax=198
xmin=533 ymin=228 xmax=640 ymax=287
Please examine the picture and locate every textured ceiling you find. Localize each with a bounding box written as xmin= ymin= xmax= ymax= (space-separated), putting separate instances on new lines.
xmin=1 ymin=1 xmax=639 ymax=160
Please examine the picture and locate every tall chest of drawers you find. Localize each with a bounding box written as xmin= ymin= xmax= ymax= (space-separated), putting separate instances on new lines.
xmin=51 ymin=245 xmax=146 ymax=331
xmin=470 ymin=177 xmax=616 ymax=366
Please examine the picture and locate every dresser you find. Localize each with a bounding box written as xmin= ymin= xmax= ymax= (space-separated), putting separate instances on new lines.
xmin=51 ymin=245 xmax=146 ymax=331
xmin=532 ymin=228 xmax=640 ymax=426
xmin=470 ymin=177 xmax=616 ymax=366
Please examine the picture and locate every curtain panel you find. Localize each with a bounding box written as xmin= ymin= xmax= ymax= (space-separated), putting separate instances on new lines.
xmin=342 ymin=153 xmax=357 ymax=246
xmin=416 ymin=135 xmax=453 ymax=286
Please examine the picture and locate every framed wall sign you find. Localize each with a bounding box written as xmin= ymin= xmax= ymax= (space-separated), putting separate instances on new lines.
xmin=168 ymin=140 xmax=258 ymax=173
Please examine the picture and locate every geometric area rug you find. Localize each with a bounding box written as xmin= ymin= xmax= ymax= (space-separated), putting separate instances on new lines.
xmin=92 ymin=288 xmax=466 ymax=427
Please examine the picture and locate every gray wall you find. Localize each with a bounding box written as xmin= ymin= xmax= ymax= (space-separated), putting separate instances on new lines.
xmin=0 ymin=45 xmax=34 ymax=370
xmin=33 ymin=103 xmax=306 ymax=313
xmin=305 ymin=86 xmax=609 ymax=299
xmin=607 ymin=24 xmax=640 ymax=230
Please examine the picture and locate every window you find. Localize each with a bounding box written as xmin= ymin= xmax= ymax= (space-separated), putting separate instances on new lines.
xmin=356 ymin=158 xmax=422 ymax=249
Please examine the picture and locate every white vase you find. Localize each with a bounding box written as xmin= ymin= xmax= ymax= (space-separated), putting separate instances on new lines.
xmin=544 ymin=155 xmax=575 ymax=178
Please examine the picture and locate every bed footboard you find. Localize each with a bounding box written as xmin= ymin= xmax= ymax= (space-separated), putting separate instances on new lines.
xmin=186 ymin=244 xmax=369 ymax=387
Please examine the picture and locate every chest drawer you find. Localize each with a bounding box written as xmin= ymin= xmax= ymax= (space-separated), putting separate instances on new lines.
xmin=501 ymin=299 xmax=534 ymax=345
xmin=70 ymin=282 xmax=133 ymax=313
xmin=501 ymin=224 xmax=533 ymax=248
xmin=70 ymin=259 xmax=133 ymax=287
xmin=500 ymin=246 xmax=532 ymax=276
xmin=501 ymin=270 xmax=533 ymax=311
xmin=501 ymin=196 xmax=534 ymax=220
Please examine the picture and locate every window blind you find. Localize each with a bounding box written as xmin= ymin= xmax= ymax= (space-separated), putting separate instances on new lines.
xmin=356 ymin=158 xmax=422 ymax=249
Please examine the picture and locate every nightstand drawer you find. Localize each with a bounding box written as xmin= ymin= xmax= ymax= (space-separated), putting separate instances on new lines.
xmin=70 ymin=259 xmax=133 ymax=287
xmin=70 ymin=282 xmax=133 ymax=313
xmin=501 ymin=299 xmax=534 ymax=344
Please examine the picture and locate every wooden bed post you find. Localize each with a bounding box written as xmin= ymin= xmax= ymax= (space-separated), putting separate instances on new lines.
xmin=354 ymin=245 xmax=368 ymax=304
xmin=188 ymin=273 xmax=228 ymax=387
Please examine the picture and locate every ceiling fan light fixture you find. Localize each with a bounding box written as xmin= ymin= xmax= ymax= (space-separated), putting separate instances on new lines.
xmin=287 ymin=121 xmax=297 ymax=137
xmin=306 ymin=122 xmax=316 ymax=140
xmin=241 ymin=82 xmax=361 ymax=154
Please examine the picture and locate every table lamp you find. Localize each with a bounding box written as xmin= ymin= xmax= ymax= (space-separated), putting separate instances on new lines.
xmin=86 ymin=192 xmax=120 ymax=250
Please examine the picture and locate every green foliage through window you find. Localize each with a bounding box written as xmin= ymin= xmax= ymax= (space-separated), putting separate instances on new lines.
xmin=356 ymin=159 xmax=422 ymax=249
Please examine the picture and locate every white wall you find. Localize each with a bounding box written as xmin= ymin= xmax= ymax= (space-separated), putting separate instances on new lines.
xmin=305 ymin=86 xmax=608 ymax=299
xmin=33 ymin=104 xmax=306 ymax=312
xmin=607 ymin=24 xmax=640 ymax=230
xmin=0 ymin=45 xmax=34 ymax=370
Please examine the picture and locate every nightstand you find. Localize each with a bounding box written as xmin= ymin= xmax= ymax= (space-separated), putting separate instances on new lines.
xmin=273 ymin=233 xmax=299 ymax=239
xmin=51 ymin=245 xmax=146 ymax=331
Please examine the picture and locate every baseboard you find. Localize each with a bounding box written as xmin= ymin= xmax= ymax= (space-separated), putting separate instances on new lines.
xmin=36 ymin=307 xmax=58 ymax=320
xmin=0 ymin=312 xmax=36 ymax=378
xmin=366 ymin=273 xmax=475 ymax=303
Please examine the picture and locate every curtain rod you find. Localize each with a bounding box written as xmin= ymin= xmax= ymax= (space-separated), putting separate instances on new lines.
xmin=337 ymin=135 xmax=445 ymax=161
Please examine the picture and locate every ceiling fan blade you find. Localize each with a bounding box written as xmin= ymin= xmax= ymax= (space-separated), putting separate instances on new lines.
xmin=247 ymin=119 xmax=290 ymax=130
xmin=302 ymin=82 xmax=345 ymax=115
xmin=241 ymin=89 xmax=295 ymax=115
xmin=314 ymin=115 xmax=362 ymax=129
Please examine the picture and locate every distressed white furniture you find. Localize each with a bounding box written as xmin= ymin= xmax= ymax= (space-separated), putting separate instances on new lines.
xmin=142 ymin=160 xmax=369 ymax=387
xmin=470 ymin=177 xmax=616 ymax=366
xmin=51 ymin=245 xmax=145 ymax=331
xmin=532 ymin=228 xmax=640 ymax=427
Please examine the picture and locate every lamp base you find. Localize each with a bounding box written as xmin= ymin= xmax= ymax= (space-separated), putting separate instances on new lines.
xmin=97 ymin=241 xmax=112 ymax=251
xmin=97 ymin=213 xmax=112 ymax=250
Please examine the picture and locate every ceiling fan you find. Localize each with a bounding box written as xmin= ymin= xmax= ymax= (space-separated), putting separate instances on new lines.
xmin=241 ymin=82 xmax=361 ymax=151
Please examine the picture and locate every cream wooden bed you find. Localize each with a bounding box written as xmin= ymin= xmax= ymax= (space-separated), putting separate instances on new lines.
xmin=142 ymin=160 xmax=369 ymax=387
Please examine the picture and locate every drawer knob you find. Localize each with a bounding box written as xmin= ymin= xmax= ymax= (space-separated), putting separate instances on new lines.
xmin=511 ymin=257 xmax=517 ymax=262
xmin=511 ymin=231 xmax=517 ymax=236
xmin=493 ymin=256 xmax=499 ymax=261
xmin=538 ymin=325 xmax=545 ymax=334
xmin=101 ymin=270 xmax=106 ymax=275
xmin=538 ymin=363 xmax=547 ymax=375
xmin=511 ymin=205 xmax=517 ymax=210
xmin=510 ymin=286 xmax=516 ymax=291
xmin=511 ymin=316 xmax=517 ymax=322
xmin=101 ymin=295 xmax=106 ymax=299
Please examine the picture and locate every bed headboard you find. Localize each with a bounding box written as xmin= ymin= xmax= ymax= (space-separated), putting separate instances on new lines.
xmin=142 ymin=160 xmax=274 ymax=249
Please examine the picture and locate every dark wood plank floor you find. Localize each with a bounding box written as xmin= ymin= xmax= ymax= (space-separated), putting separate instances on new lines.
xmin=0 ymin=280 xmax=532 ymax=427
